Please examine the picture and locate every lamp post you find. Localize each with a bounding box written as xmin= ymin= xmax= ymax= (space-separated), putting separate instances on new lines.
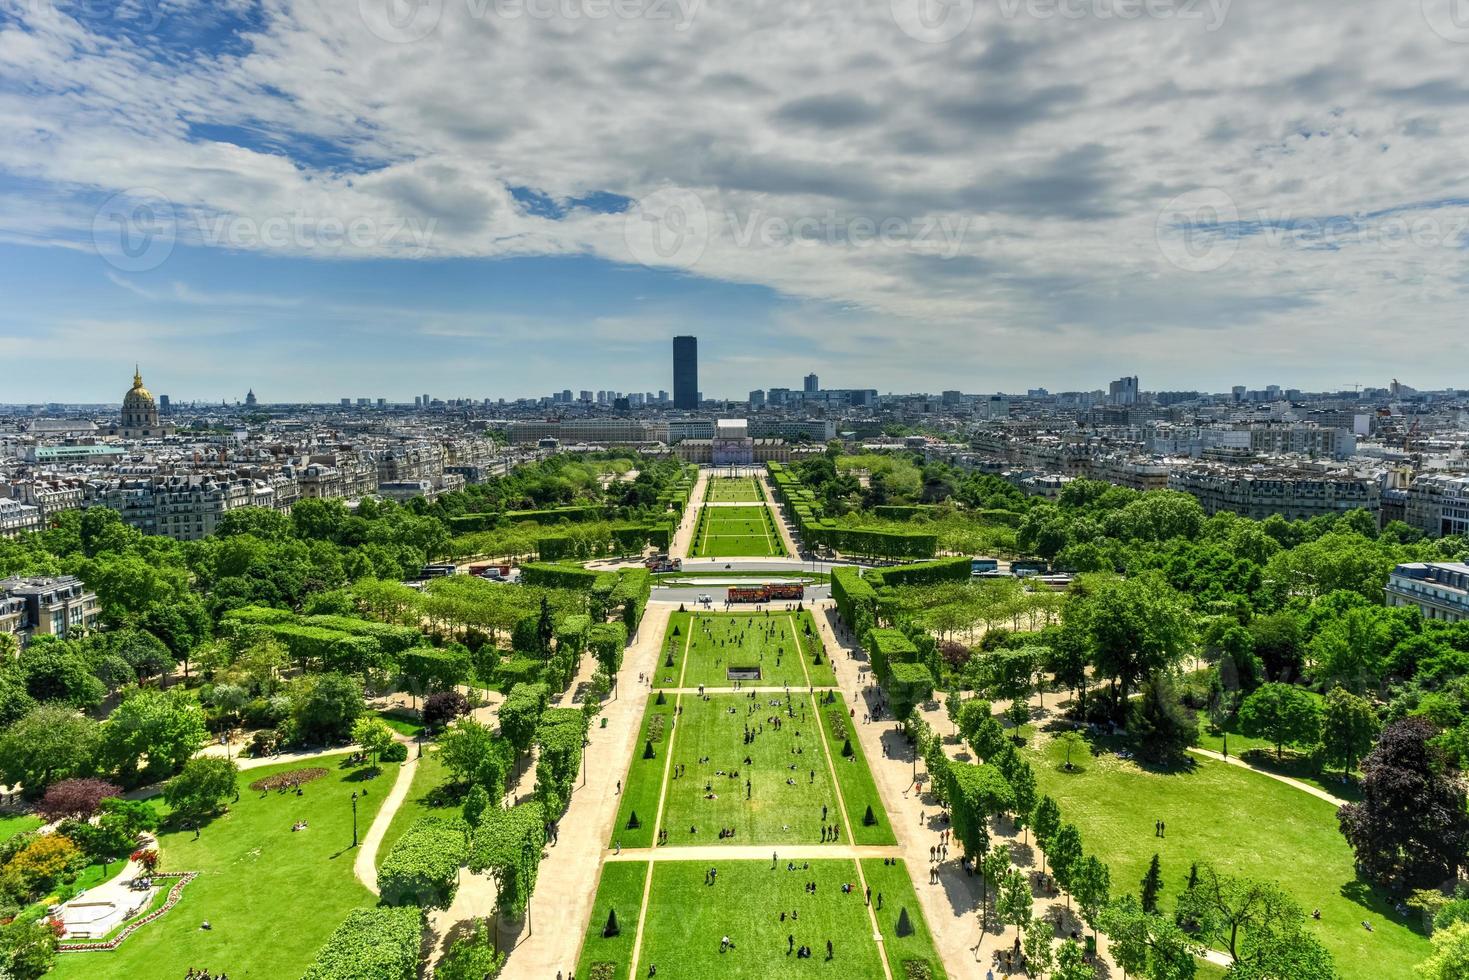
xmin=351 ymin=791 xmax=359 ymax=847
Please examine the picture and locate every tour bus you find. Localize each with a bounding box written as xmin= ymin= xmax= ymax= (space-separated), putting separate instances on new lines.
xmin=726 ymin=583 xmax=806 ymax=603
xmin=970 ymin=557 xmax=999 ymax=576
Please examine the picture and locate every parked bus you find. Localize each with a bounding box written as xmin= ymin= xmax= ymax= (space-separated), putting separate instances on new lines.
xmin=970 ymin=557 xmax=999 ymax=576
xmin=726 ymin=583 xmax=806 ymax=603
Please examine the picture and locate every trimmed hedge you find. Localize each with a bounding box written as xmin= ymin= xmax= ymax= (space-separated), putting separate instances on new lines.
xmin=519 ymin=562 xmax=602 ymax=590
xmin=377 ymin=816 xmax=470 ymax=909
xmin=866 ymin=628 xmax=920 ymax=682
xmin=866 ymin=555 xmax=972 ymax=589
xmin=301 ymin=906 xmax=423 ymax=980
xmin=831 ymin=566 xmax=878 ymax=637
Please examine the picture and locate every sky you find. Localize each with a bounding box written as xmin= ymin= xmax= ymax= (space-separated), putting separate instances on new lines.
xmin=2 ymin=0 xmax=1468 ymax=403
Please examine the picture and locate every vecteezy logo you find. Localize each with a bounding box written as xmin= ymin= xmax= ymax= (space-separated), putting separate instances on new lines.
xmin=359 ymin=0 xmax=444 ymax=43
xmin=1422 ymin=0 xmax=1469 ymax=42
xmin=890 ymin=0 xmax=975 ymax=44
xmin=1155 ymin=188 xmax=1240 ymax=273
xmin=92 ymin=188 xmax=176 ymax=272
xmin=623 ymin=188 xmax=709 ymax=269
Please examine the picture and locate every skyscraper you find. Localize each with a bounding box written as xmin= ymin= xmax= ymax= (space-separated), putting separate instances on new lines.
xmin=804 ymin=373 xmax=819 ymax=393
xmin=673 ymin=336 xmax=698 ymax=409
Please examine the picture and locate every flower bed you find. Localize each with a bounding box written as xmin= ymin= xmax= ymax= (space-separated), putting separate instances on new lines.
xmin=249 ymin=767 xmax=328 ymax=793
xmin=57 ymin=872 xmax=198 ymax=953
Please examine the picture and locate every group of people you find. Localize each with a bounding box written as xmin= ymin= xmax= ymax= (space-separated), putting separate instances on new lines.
xmin=786 ymin=936 xmax=834 ymax=959
xmin=184 ymin=970 xmax=227 ymax=979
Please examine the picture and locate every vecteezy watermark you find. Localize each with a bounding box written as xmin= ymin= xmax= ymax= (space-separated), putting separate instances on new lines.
xmin=1421 ymin=0 xmax=1469 ymax=42
xmin=890 ymin=0 xmax=977 ymax=44
xmin=93 ymin=188 xmax=176 ymax=273
xmin=623 ymin=189 xmax=973 ymax=269
xmin=27 ymin=0 xmax=165 ymax=30
xmin=1157 ymin=188 xmax=1469 ymax=272
xmin=726 ymin=209 xmax=972 ymax=258
xmin=996 ymin=0 xmax=1232 ymax=30
xmin=92 ymin=190 xmax=439 ymax=271
xmin=623 ymin=188 xmax=710 ymax=269
xmin=1155 ymin=188 xmax=1239 ymax=273
xmin=359 ymin=0 xmax=701 ymax=42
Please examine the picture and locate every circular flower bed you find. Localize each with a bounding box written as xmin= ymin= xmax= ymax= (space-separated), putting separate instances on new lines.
xmin=249 ymin=768 xmax=328 ymax=793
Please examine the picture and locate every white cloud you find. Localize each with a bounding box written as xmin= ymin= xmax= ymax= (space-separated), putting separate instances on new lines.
xmin=1 ymin=0 xmax=1468 ymax=391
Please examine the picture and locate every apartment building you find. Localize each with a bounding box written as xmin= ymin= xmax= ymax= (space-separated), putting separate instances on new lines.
xmin=0 ymin=575 xmax=101 ymax=645
xmin=1385 ymin=562 xmax=1469 ymax=622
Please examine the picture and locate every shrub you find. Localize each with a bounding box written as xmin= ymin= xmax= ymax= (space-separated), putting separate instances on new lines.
xmin=423 ymin=691 xmax=470 ymax=731
xmin=249 ymin=768 xmax=328 ymax=793
xmin=381 ymin=741 xmax=409 ymax=763
xmin=38 ymin=778 xmax=122 ymax=823
xmin=903 ymin=960 xmax=932 ymax=980
xmin=377 ymin=816 xmax=470 ymax=909
xmin=301 ymin=906 xmax=423 ymax=980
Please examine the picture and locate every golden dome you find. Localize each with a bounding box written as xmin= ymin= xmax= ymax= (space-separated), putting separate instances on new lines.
xmin=124 ymin=365 xmax=155 ymax=409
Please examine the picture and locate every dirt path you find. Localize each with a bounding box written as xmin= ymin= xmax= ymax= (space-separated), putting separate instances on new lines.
xmin=1187 ymin=746 xmax=1349 ymax=808
xmin=352 ymin=753 xmax=419 ymax=895
xmin=669 ymin=469 xmax=711 ymax=560
xmin=761 ymin=471 xmax=803 ymax=557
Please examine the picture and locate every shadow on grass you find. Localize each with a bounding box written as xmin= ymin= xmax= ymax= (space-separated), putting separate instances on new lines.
xmin=1339 ymin=875 xmax=1429 ymax=937
xmin=344 ymin=766 xmax=384 ymax=783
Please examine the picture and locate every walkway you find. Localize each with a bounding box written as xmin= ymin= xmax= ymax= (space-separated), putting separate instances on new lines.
xmin=668 ymin=469 xmax=711 ymax=560
xmin=759 ymin=471 xmax=803 ymax=558
xmin=1187 ymin=746 xmax=1349 ymax=808
xmin=604 ymin=843 xmax=904 ymax=863
xmin=352 ymin=752 xmax=420 ymax=895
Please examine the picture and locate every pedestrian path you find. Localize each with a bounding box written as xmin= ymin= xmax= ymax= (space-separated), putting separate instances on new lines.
xmin=1187 ymin=746 xmax=1349 ymax=807
xmin=352 ymin=752 xmax=420 ymax=895
xmin=604 ymin=843 xmax=905 ymax=862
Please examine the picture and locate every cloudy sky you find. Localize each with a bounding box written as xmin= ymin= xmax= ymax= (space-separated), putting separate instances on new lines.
xmin=2 ymin=0 xmax=1468 ymax=403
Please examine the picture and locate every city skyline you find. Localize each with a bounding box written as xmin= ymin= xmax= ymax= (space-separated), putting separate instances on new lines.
xmin=3 ymin=4 xmax=1469 ymax=399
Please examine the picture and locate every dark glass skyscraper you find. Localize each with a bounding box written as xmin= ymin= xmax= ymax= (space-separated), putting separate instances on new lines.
xmin=672 ymin=335 xmax=698 ymax=409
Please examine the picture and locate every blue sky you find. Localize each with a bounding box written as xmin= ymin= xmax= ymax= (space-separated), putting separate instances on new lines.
xmin=2 ymin=1 xmax=1468 ymax=402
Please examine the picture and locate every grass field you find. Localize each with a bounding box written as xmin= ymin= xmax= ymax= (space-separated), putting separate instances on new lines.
xmin=706 ymin=477 xmax=766 ymax=503
xmin=0 ymin=812 xmax=42 ymax=844
xmin=1026 ymin=737 xmax=1427 ymax=980
xmin=819 ymin=698 xmax=895 ymax=846
xmin=693 ymin=504 xmax=785 ymax=558
xmin=654 ymin=611 xmax=837 ymax=690
xmin=50 ymin=754 xmax=389 ymax=980
xmin=575 ymin=860 xmax=647 ymax=979
xmin=861 ymin=858 xmax=951 ymax=979
xmin=634 ymin=860 xmax=895 ymax=977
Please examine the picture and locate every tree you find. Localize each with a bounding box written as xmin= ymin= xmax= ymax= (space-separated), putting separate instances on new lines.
xmin=439 ymin=718 xmax=498 ymax=786
xmin=1049 ymin=823 xmax=1084 ymax=907
xmin=1033 ymin=795 xmax=1062 ymax=873
xmin=0 ymin=917 xmax=59 ymax=980
xmin=980 ymin=844 xmax=1010 ymax=924
xmin=0 ymin=704 xmax=99 ymax=798
xmin=1072 ymin=854 xmax=1111 ymax=942
xmin=1008 ymin=761 xmax=1038 ymax=843
xmin=1064 ymin=573 xmax=1194 ymax=722
xmin=1176 ymin=864 xmax=1303 ymax=967
xmin=462 ymin=785 xmax=491 ymax=828
xmin=998 ymin=867 xmax=1033 ymax=934
xmin=1338 ymin=716 xmax=1469 ymax=891
xmin=164 ymin=757 xmax=239 ymax=826
xmin=1054 ymin=939 xmax=1092 ymax=980
xmin=291 ymin=672 xmax=364 ymax=743
xmin=499 ymin=683 xmax=548 ymax=760
xmin=37 ymin=778 xmax=121 ymax=822
xmin=1237 ymin=683 xmax=1322 ymax=760
xmin=1132 ymin=672 xmax=1198 ymax=762
xmin=98 ymin=687 xmax=207 ymax=783
xmin=956 ymin=697 xmax=993 ymax=748
xmin=1140 ymin=853 xmax=1163 ymax=914
xmin=433 ymin=919 xmax=504 ymax=980
xmin=422 ymin=690 xmax=470 ymax=731
xmin=947 ymin=763 xmax=1014 ymax=860
xmin=1417 ymin=921 xmax=1469 ymax=980
xmin=352 ymin=716 xmax=396 ymax=765
xmin=1320 ymin=686 xmax=1379 ymax=776
xmin=1024 ymin=916 xmax=1056 ymax=979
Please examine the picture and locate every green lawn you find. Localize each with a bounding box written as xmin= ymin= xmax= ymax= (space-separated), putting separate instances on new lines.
xmin=693 ymin=505 xmax=784 ymax=557
xmin=706 ymin=477 xmax=765 ymax=503
xmin=575 ymin=860 xmax=647 ymax=979
xmin=658 ymin=694 xmax=849 ymax=847
xmin=611 ymin=699 xmax=675 ymax=849
xmin=375 ymin=747 xmax=452 ymax=868
xmin=1194 ymin=721 xmax=1362 ymax=802
xmin=861 ymin=858 xmax=950 ymax=979
xmin=0 ymin=812 xmax=42 ymax=844
xmin=817 ymin=696 xmax=895 ymax=846
xmin=50 ymin=754 xmax=390 ymax=980
xmin=655 ymin=611 xmax=836 ymax=690
xmin=1026 ymin=738 xmax=1427 ymax=980
xmin=374 ymin=707 xmax=426 ymax=738
xmin=635 ymin=860 xmax=890 ymax=976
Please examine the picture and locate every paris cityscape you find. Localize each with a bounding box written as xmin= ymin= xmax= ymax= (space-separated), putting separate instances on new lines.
xmin=2 ymin=3 xmax=1469 ymax=980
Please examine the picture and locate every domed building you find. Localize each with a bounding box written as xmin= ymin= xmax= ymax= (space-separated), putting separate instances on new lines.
xmin=111 ymin=366 xmax=175 ymax=439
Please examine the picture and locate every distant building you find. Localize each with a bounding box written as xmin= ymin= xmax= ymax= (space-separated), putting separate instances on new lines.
xmin=673 ymin=336 xmax=699 ymax=409
xmin=1406 ymin=474 xmax=1469 ymax=537
xmin=245 ymin=389 xmax=258 ymax=408
xmin=1108 ymin=376 xmax=1140 ymax=406
xmin=804 ymin=373 xmax=819 ymax=393
xmin=748 ymin=389 xmax=767 ymax=409
xmin=111 ymin=367 xmax=176 ymax=439
xmin=1385 ymin=562 xmax=1469 ymax=622
xmin=0 ymin=576 xmax=100 ymax=646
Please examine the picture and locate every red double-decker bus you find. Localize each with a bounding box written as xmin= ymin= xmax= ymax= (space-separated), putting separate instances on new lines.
xmin=726 ymin=583 xmax=805 ymax=603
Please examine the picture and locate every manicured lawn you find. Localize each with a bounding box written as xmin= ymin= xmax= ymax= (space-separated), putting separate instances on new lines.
xmin=50 ymin=754 xmax=390 ymax=980
xmin=693 ymin=505 xmax=784 ymax=557
xmin=706 ymin=477 xmax=765 ymax=503
xmin=635 ymin=860 xmax=889 ymax=976
xmin=375 ymin=746 xmax=452 ymax=868
xmin=861 ymin=858 xmax=950 ymax=979
xmin=0 ymin=812 xmax=42 ymax=845
xmin=655 ymin=611 xmax=836 ymax=690
xmin=374 ymin=707 xmax=426 ymax=738
xmin=658 ymin=694 xmax=848 ymax=846
xmin=575 ymin=860 xmax=647 ymax=979
xmin=612 ymin=701 xmax=674 ymax=848
xmin=1194 ymin=724 xmax=1362 ymax=802
xmin=818 ymin=695 xmax=895 ymax=846
xmin=1026 ymin=737 xmax=1427 ymax=980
